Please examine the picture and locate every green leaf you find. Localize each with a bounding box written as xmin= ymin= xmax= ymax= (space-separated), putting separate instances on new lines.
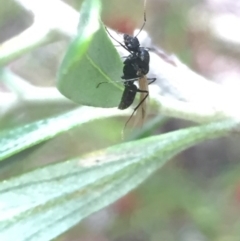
xmin=0 ymin=107 xmax=122 ymax=162
xmin=57 ymin=0 xmax=123 ymax=107
xmin=0 ymin=120 xmax=236 ymax=241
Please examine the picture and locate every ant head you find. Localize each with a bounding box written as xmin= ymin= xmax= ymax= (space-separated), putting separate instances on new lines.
xmin=123 ymin=34 xmax=140 ymax=52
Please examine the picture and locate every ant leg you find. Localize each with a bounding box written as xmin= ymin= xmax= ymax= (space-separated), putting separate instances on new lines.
xmin=123 ymin=76 xmax=155 ymax=130
xmin=121 ymin=77 xmax=140 ymax=82
xmin=121 ymin=77 xmax=156 ymax=84
xmin=124 ymin=88 xmax=149 ymax=130
xmin=147 ymin=77 xmax=156 ymax=85
xmin=98 ymin=78 xmax=146 ymax=87
xmin=96 ymin=82 xmax=109 ymax=88
xmin=134 ymin=0 xmax=147 ymax=38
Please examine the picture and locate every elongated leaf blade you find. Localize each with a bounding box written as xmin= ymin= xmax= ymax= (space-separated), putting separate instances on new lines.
xmin=0 ymin=107 xmax=121 ymax=161
xmin=0 ymin=120 xmax=236 ymax=241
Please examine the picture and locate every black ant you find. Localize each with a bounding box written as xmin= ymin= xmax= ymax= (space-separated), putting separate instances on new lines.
xmin=98 ymin=0 xmax=156 ymax=130
xmin=118 ymin=54 xmax=156 ymax=129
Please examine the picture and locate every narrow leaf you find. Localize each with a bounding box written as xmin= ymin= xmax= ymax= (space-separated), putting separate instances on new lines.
xmin=0 ymin=120 xmax=237 ymax=241
xmin=0 ymin=107 xmax=121 ymax=161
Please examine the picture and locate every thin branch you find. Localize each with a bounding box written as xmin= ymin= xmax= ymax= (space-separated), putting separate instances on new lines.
xmin=15 ymin=0 xmax=79 ymax=37
xmin=0 ymin=22 xmax=54 ymax=66
xmin=0 ymin=69 xmax=78 ymax=122
xmin=0 ymin=0 xmax=79 ymax=66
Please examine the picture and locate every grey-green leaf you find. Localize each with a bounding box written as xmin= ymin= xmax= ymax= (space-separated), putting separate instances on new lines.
xmin=0 ymin=107 xmax=121 ymax=161
xmin=57 ymin=0 xmax=123 ymax=107
xmin=0 ymin=120 xmax=236 ymax=241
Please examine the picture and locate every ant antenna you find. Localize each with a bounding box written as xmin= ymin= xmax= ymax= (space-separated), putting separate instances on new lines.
xmin=105 ymin=27 xmax=131 ymax=54
xmin=134 ymin=0 xmax=147 ymax=38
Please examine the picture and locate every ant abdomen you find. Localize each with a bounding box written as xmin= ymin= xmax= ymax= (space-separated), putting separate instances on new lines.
xmin=118 ymin=83 xmax=137 ymax=110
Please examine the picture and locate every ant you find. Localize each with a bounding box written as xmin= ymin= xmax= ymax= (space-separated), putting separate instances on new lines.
xmin=118 ymin=54 xmax=156 ymax=129
xmin=98 ymin=0 xmax=156 ymax=130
